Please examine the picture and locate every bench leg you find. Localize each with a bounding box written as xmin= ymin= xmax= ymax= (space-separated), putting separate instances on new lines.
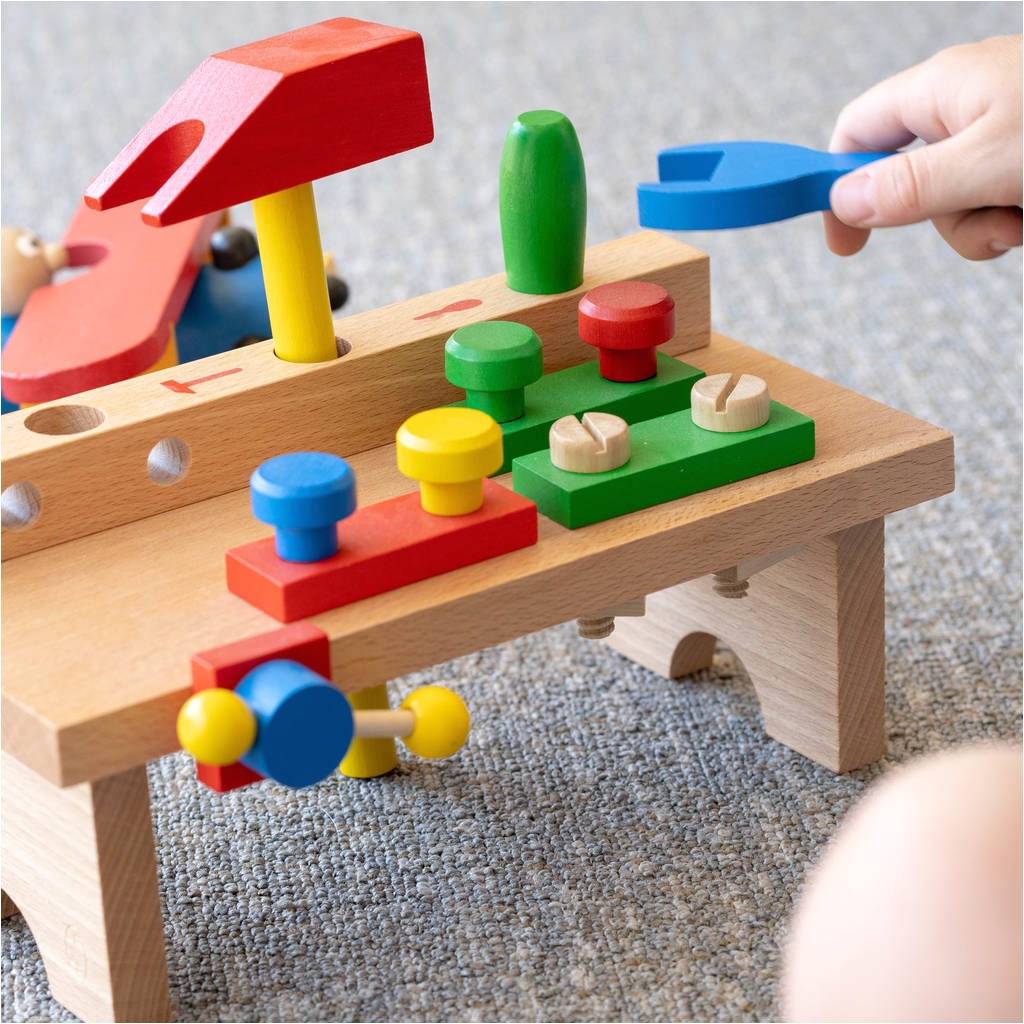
xmin=606 ymin=519 xmax=887 ymax=772
xmin=1 ymin=751 xmax=171 ymax=1022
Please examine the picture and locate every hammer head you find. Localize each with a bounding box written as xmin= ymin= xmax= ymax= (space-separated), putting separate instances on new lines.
xmin=85 ymin=18 xmax=434 ymax=225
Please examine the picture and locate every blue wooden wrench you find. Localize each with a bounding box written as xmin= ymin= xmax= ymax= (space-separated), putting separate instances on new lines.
xmin=637 ymin=141 xmax=893 ymax=230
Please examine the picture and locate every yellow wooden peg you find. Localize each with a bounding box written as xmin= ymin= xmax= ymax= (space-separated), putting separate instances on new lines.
xmin=251 ymin=182 xmax=338 ymax=364
xmin=395 ymin=407 xmax=504 ymax=515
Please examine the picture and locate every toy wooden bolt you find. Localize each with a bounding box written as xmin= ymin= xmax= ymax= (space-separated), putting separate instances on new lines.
xmin=693 ymin=374 xmax=784 ymax=601
xmin=341 ymin=684 xmax=401 ymax=779
xmin=396 ymin=408 xmax=504 ymax=516
xmin=444 ymin=321 xmax=544 ymax=422
xmin=549 ymin=412 xmax=631 ymax=474
xmin=578 ymin=281 xmax=675 ymax=382
xmin=249 ymin=452 xmax=356 ymax=562
xmin=691 ymin=373 xmax=771 ymax=432
xmin=709 ymin=545 xmax=805 ymax=602
xmin=83 ymin=18 xmax=434 ymax=364
xmin=577 ymin=596 xmax=646 ymax=640
xmin=499 ymin=110 xmax=587 ymax=294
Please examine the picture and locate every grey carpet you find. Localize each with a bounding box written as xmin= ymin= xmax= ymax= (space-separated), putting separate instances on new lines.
xmin=2 ymin=2 xmax=1021 ymax=1021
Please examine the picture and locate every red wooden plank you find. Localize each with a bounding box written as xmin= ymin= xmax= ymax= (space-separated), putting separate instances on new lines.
xmin=226 ymin=479 xmax=538 ymax=622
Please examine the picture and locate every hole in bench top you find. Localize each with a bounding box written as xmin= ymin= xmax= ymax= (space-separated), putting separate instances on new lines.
xmin=23 ymin=404 xmax=105 ymax=435
xmin=148 ymin=437 xmax=191 ymax=486
xmin=1 ymin=481 xmax=42 ymax=531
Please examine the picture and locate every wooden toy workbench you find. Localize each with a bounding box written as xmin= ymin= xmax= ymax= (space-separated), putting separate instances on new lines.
xmin=1 ymin=232 xmax=954 ymax=1022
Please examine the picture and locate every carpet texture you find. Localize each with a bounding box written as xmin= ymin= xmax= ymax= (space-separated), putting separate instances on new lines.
xmin=2 ymin=3 xmax=1021 ymax=1021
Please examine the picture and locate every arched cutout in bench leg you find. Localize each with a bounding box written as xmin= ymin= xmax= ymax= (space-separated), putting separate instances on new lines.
xmin=606 ymin=519 xmax=886 ymax=773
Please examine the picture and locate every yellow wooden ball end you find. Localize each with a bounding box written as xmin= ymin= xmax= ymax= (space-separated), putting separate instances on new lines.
xmin=399 ymin=686 xmax=471 ymax=759
xmin=177 ymin=689 xmax=258 ymax=766
xmin=395 ymin=407 xmax=503 ymax=515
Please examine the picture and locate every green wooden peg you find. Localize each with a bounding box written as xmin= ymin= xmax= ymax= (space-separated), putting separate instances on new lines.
xmin=445 ymin=321 xmax=544 ymax=422
xmin=499 ymin=110 xmax=587 ymax=295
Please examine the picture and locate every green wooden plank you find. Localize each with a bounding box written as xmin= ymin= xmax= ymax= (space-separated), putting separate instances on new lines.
xmin=452 ymin=353 xmax=705 ymax=473
xmin=511 ymin=402 xmax=815 ymax=528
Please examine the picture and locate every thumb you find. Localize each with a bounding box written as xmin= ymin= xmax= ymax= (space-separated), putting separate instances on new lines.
xmin=831 ymin=133 xmax=991 ymax=228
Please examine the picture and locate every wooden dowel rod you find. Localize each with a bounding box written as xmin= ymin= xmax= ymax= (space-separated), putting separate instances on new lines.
xmin=251 ymin=181 xmax=337 ymax=364
xmin=352 ymin=708 xmax=415 ymax=739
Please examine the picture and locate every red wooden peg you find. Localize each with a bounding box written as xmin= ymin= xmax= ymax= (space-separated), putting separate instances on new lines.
xmin=577 ymin=281 xmax=676 ymax=383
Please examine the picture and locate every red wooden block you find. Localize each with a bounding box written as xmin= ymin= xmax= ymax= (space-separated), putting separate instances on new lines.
xmin=226 ymin=479 xmax=538 ymax=622
xmin=85 ymin=18 xmax=434 ymax=226
xmin=190 ymin=621 xmax=330 ymax=792
xmin=195 ymin=759 xmax=262 ymax=794
xmin=578 ymin=280 xmax=676 ymax=383
xmin=1 ymin=201 xmax=220 ymax=403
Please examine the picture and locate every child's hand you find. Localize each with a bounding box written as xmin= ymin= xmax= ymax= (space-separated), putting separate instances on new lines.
xmin=825 ymin=35 xmax=1022 ymax=260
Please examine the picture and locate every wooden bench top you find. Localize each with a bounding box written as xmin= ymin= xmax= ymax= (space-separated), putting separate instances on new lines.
xmin=0 ymin=331 xmax=952 ymax=787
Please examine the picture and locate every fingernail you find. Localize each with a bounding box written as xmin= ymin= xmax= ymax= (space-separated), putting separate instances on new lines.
xmin=990 ymin=241 xmax=1012 ymax=254
xmin=832 ymin=173 xmax=876 ymax=225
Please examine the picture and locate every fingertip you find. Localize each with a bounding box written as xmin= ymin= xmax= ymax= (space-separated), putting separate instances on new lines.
xmin=823 ymin=210 xmax=872 ymax=256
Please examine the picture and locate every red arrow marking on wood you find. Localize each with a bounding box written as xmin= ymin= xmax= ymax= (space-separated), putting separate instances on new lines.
xmin=161 ymin=367 xmax=244 ymax=394
xmin=413 ymin=298 xmax=483 ymax=321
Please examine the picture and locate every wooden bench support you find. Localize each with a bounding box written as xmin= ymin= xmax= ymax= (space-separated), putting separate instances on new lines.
xmin=0 ymin=752 xmax=171 ymax=1022
xmin=606 ymin=519 xmax=887 ymax=772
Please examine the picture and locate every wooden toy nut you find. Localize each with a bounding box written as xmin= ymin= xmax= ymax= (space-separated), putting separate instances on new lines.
xmin=549 ymin=412 xmax=631 ymax=473
xmin=396 ymin=407 xmax=504 ymax=515
xmin=691 ymin=373 xmax=770 ymax=432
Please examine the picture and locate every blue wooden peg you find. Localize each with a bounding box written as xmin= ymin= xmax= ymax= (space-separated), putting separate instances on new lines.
xmin=250 ymin=452 xmax=356 ymax=563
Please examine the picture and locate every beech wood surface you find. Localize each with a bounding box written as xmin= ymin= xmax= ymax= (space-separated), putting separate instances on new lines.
xmin=2 ymin=330 xmax=953 ymax=787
